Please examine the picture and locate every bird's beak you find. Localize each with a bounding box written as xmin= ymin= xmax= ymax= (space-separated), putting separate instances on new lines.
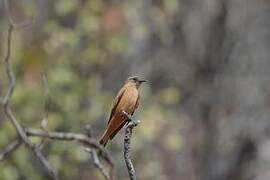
xmin=139 ymin=79 xmax=147 ymax=83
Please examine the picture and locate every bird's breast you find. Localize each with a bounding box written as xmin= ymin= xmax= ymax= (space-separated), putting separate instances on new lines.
xmin=117 ymin=88 xmax=138 ymax=114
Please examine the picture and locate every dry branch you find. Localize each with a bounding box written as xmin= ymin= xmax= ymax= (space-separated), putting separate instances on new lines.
xmin=84 ymin=124 xmax=112 ymax=180
xmin=1 ymin=23 xmax=59 ymax=180
xmin=123 ymin=111 xmax=140 ymax=180
xmin=0 ymin=138 xmax=22 ymax=161
xmin=0 ymin=128 xmax=116 ymax=180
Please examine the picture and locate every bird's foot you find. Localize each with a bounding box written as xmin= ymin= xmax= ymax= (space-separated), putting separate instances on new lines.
xmin=132 ymin=119 xmax=140 ymax=127
xmin=122 ymin=111 xmax=140 ymax=127
xmin=122 ymin=111 xmax=133 ymax=121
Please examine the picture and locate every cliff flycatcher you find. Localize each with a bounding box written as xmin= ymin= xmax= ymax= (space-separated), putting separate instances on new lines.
xmin=99 ymin=76 xmax=146 ymax=147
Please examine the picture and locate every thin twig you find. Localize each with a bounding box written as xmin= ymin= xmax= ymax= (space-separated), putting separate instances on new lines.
xmin=41 ymin=72 xmax=50 ymax=129
xmin=123 ymin=111 xmax=140 ymax=180
xmin=4 ymin=0 xmax=32 ymax=29
xmin=86 ymin=148 xmax=110 ymax=180
xmin=0 ymin=138 xmax=22 ymax=161
xmin=2 ymin=24 xmax=34 ymax=146
xmin=1 ymin=22 xmax=58 ymax=180
xmin=2 ymin=24 xmax=15 ymax=104
xmin=84 ymin=124 xmax=111 ymax=180
xmin=38 ymin=72 xmax=51 ymax=149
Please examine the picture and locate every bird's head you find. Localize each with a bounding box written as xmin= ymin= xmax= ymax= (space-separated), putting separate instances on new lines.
xmin=127 ymin=76 xmax=146 ymax=88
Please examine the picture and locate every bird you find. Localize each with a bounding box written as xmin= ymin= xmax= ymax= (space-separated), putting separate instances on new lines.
xmin=99 ymin=76 xmax=146 ymax=147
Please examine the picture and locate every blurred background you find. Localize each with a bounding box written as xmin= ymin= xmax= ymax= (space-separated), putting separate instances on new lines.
xmin=1 ymin=0 xmax=270 ymax=180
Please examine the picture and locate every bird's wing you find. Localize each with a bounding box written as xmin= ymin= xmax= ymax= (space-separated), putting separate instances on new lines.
xmin=132 ymin=95 xmax=140 ymax=115
xmin=107 ymin=87 xmax=126 ymax=125
xmin=109 ymin=119 xmax=127 ymax=140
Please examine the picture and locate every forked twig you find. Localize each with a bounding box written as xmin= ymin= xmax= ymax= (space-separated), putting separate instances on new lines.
xmin=84 ymin=124 xmax=114 ymax=180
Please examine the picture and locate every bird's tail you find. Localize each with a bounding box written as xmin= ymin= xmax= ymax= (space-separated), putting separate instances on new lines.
xmin=99 ymin=131 xmax=110 ymax=147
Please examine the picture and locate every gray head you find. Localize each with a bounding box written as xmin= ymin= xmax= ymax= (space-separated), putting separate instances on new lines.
xmin=127 ymin=76 xmax=146 ymax=88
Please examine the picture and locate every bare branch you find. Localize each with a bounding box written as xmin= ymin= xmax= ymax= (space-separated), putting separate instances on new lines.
xmin=27 ymin=128 xmax=118 ymax=180
xmin=25 ymin=128 xmax=115 ymax=171
xmin=0 ymin=128 xmax=116 ymax=180
xmin=84 ymin=124 xmax=111 ymax=180
xmin=1 ymin=24 xmax=35 ymax=146
xmin=38 ymin=72 xmax=51 ymax=149
xmin=123 ymin=111 xmax=140 ymax=180
xmin=0 ymin=129 xmax=116 ymax=179
xmin=1 ymin=17 xmax=58 ymax=180
xmin=32 ymin=147 xmax=59 ymax=180
xmin=41 ymin=72 xmax=50 ymax=121
xmin=2 ymin=24 xmax=15 ymax=105
xmin=86 ymin=148 xmax=110 ymax=180
xmin=4 ymin=0 xmax=32 ymax=29
xmin=0 ymin=138 xmax=22 ymax=161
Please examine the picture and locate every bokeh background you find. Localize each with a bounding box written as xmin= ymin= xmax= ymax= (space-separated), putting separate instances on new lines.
xmin=1 ymin=0 xmax=270 ymax=180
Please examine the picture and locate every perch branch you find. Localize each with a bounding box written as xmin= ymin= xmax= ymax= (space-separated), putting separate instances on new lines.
xmin=123 ymin=111 xmax=140 ymax=180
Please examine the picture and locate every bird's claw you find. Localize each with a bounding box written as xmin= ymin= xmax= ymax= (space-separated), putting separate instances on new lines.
xmin=122 ymin=111 xmax=140 ymax=127
xmin=122 ymin=111 xmax=132 ymax=121
xmin=133 ymin=120 xmax=140 ymax=127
